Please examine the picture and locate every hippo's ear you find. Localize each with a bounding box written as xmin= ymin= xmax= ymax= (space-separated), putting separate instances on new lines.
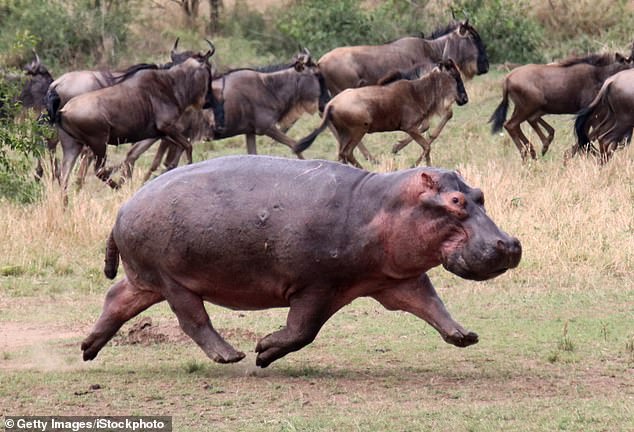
xmin=420 ymin=172 xmax=439 ymax=192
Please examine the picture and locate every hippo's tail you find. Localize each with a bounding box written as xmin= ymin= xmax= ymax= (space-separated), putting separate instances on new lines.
xmin=104 ymin=230 xmax=120 ymax=279
xmin=489 ymin=81 xmax=509 ymax=134
xmin=294 ymin=104 xmax=333 ymax=154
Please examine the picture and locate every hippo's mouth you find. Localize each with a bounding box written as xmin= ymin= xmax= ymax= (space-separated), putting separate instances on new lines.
xmin=443 ymin=262 xmax=509 ymax=281
xmin=442 ymin=252 xmax=514 ymax=282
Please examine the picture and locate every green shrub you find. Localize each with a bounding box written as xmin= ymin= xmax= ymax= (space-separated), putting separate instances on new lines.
xmin=0 ymin=75 xmax=45 ymax=204
xmin=0 ymin=0 xmax=136 ymax=70
xmin=456 ymin=0 xmax=546 ymax=64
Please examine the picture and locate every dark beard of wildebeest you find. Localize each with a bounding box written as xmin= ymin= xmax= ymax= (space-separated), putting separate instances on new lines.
xmin=125 ymin=49 xmax=330 ymax=180
xmin=489 ymin=52 xmax=634 ymax=161
xmin=80 ymin=155 xmax=522 ymax=368
xmin=574 ymin=68 xmax=634 ymax=163
xmin=54 ymin=56 xmax=214 ymax=201
xmin=293 ymin=59 xmax=468 ymax=168
xmin=45 ymin=39 xmax=216 ymax=188
xmin=315 ymin=19 xmax=487 ymax=162
xmin=0 ymin=51 xmax=56 ymax=180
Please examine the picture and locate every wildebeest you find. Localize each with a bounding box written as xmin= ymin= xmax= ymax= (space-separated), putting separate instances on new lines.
xmin=55 ymin=57 xmax=213 ymax=196
xmin=126 ymin=49 xmax=330 ymax=178
xmin=574 ymin=68 xmax=634 ymax=162
xmin=46 ymin=39 xmax=215 ymax=186
xmin=490 ymin=52 xmax=633 ymax=160
xmin=81 ymin=155 xmax=522 ymax=367
xmin=318 ymin=20 xmax=488 ymax=96
xmin=294 ymin=59 xmax=468 ymax=167
xmin=317 ymin=20 xmax=486 ymax=160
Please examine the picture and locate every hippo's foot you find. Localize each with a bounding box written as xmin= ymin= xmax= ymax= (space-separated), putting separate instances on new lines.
xmin=443 ymin=329 xmax=479 ymax=348
xmin=81 ymin=336 xmax=103 ymax=361
xmin=209 ymin=348 xmax=246 ymax=364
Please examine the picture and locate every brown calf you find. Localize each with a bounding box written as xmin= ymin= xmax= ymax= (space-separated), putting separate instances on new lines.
xmin=294 ymin=60 xmax=468 ymax=167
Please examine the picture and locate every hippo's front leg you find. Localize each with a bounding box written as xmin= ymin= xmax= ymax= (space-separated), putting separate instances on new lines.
xmin=255 ymin=289 xmax=347 ymax=368
xmin=371 ymin=274 xmax=478 ymax=347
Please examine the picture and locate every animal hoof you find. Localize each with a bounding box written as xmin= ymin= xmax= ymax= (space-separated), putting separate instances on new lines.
xmin=444 ymin=330 xmax=479 ymax=348
xmin=214 ymin=350 xmax=246 ymax=364
xmin=81 ymin=340 xmax=98 ymax=361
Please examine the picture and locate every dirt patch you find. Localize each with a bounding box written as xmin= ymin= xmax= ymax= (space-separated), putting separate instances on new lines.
xmin=0 ymin=321 xmax=80 ymax=350
xmin=111 ymin=316 xmax=260 ymax=346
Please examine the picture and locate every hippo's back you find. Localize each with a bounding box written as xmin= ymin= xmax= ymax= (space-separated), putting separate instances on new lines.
xmin=112 ymin=156 xmax=392 ymax=288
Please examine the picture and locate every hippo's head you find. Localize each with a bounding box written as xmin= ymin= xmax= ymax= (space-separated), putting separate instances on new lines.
xmin=415 ymin=169 xmax=521 ymax=281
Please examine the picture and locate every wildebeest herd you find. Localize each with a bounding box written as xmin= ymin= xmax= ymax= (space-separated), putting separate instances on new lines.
xmin=2 ymin=19 xmax=632 ymax=367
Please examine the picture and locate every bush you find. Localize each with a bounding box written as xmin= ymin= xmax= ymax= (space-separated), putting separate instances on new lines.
xmin=0 ymin=74 xmax=45 ymax=204
xmin=0 ymin=0 xmax=137 ymax=70
xmin=456 ymin=0 xmax=546 ymax=64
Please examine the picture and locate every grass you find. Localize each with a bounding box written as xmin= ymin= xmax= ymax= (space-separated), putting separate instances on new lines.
xmin=1 ymin=70 xmax=633 ymax=431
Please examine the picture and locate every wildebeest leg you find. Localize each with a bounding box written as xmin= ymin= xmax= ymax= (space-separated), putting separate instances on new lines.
xmin=163 ymin=280 xmax=245 ymax=364
xmin=356 ymin=142 xmax=377 ymax=163
xmin=75 ymin=147 xmax=94 ymax=190
xmin=162 ymin=141 xmax=184 ymax=172
xmin=371 ymin=274 xmax=478 ymax=348
xmin=162 ymin=131 xmax=192 ymax=164
xmin=58 ymin=128 xmax=84 ymax=198
xmin=255 ymin=291 xmax=346 ymax=368
xmin=527 ymin=117 xmax=554 ymax=156
xmin=143 ymin=140 xmax=171 ymax=182
xmin=81 ymin=277 xmax=164 ymax=361
xmin=505 ymin=122 xmax=536 ymax=160
xmin=246 ymin=134 xmax=257 ymax=155
xmin=407 ymin=129 xmax=432 ymax=166
xmin=340 ymin=130 xmax=366 ymax=169
xmin=111 ymin=138 xmax=158 ymax=186
xmin=428 ymin=109 xmax=453 ymax=142
xmin=392 ymin=119 xmax=430 ymax=154
xmin=263 ymin=126 xmax=305 ymax=159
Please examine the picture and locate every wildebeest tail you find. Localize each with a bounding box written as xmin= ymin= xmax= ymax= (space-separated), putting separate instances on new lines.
xmin=104 ymin=230 xmax=120 ymax=279
xmin=294 ymin=104 xmax=332 ymax=154
xmin=377 ymin=71 xmax=404 ymax=86
xmin=489 ymin=82 xmax=509 ymax=134
xmin=46 ymin=87 xmax=61 ymax=124
xmin=574 ymin=106 xmax=594 ymax=152
xmin=317 ymin=73 xmax=330 ymax=113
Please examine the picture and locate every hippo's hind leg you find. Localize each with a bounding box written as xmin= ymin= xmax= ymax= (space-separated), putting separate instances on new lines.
xmin=255 ymin=291 xmax=346 ymax=368
xmin=371 ymin=274 xmax=478 ymax=348
xmin=81 ymin=277 xmax=164 ymax=361
xmin=162 ymin=280 xmax=245 ymax=364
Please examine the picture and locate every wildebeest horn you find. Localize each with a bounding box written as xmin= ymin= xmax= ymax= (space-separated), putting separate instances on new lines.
xmin=172 ymin=37 xmax=180 ymax=53
xmin=451 ymin=8 xmax=457 ymax=20
xmin=303 ymin=47 xmax=311 ymax=57
xmin=204 ymin=39 xmax=216 ymax=58
xmin=32 ymin=49 xmax=40 ymax=65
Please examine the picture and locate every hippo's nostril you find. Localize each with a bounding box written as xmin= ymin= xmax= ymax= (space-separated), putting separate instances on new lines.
xmin=496 ymin=239 xmax=507 ymax=253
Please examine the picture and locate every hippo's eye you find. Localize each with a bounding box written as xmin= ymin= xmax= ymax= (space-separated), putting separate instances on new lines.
xmin=452 ymin=197 xmax=460 ymax=205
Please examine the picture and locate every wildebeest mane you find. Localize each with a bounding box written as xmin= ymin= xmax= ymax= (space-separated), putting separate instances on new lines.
xmin=558 ymin=53 xmax=618 ymax=68
xmin=109 ymin=63 xmax=160 ymax=85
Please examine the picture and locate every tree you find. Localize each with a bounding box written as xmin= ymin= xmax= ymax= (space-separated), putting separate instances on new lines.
xmin=170 ymin=0 xmax=200 ymax=26
xmin=207 ymin=0 xmax=223 ymax=34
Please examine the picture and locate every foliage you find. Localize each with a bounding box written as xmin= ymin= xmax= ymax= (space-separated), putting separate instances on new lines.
xmin=0 ymin=74 xmax=45 ymax=204
xmin=456 ymin=0 xmax=546 ymax=64
xmin=0 ymin=0 xmax=137 ymax=70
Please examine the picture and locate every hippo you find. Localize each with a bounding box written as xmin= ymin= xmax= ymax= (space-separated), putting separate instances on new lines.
xmin=81 ymin=155 xmax=521 ymax=368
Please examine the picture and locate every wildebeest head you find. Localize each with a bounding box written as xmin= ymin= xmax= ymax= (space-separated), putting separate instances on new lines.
xmin=290 ymin=48 xmax=330 ymax=111
xmin=438 ymin=59 xmax=468 ymax=106
xmin=169 ymin=38 xmax=217 ymax=74
xmin=434 ymin=19 xmax=488 ymax=79
xmin=23 ymin=50 xmax=50 ymax=77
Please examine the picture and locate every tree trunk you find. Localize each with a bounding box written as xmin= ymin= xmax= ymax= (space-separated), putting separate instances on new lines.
xmin=208 ymin=0 xmax=223 ymax=34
